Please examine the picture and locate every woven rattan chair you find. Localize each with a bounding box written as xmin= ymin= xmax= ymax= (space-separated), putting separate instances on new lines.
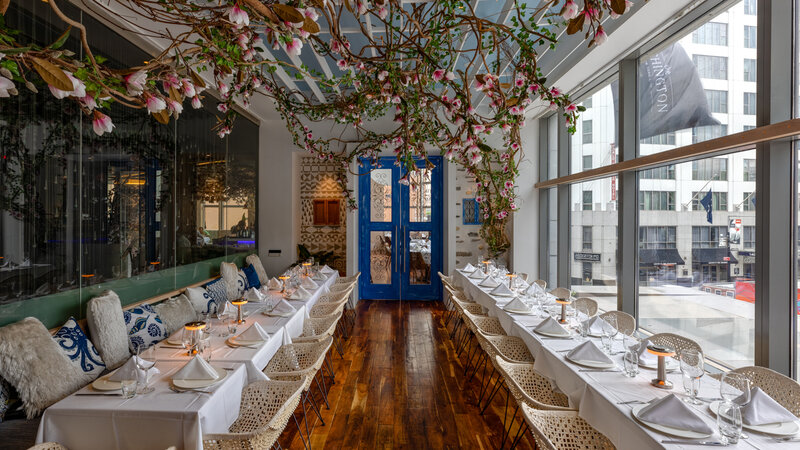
xmin=719 ymin=366 xmax=800 ymax=417
xmin=517 ymin=272 xmax=529 ymax=283
xmin=648 ymin=332 xmax=701 ymax=358
xmin=533 ymin=279 xmax=547 ymax=289
xmin=328 ymin=280 xmax=357 ymax=328
xmin=264 ymin=337 xmax=334 ymax=436
xmin=472 ymin=330 xmax=535 ymax=417
xmin=520 ymin=403 xmax=616 ymax=450
xmin=574 ymin=297 xmax=598 ymax=317
xmin=27 ymin=444 xmax=69 ymax=450
xmin=202 ymin=378 xmax=305 ymax=450
xmin=549 ymin=287 xmax=571 ymax=300
xmin=599 ymin=310 xmax=636 ymax=335
xmin=309 ymin=297 xmax=347 ymax=318
xmin=296 ymin=311 xmax=344 ymax=359
xmin=334 ymin=273 xmax=359 ymax=285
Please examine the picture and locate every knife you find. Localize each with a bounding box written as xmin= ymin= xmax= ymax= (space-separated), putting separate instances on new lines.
xmin=661 ymin=440 xmax=725 ymax=446
xmin=75 ymin=392 xmax=122 ymax=396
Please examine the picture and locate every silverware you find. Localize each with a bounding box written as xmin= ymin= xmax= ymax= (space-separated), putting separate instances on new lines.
xmin=696 ymin=396 xmax=723 ymax=402
xmin=772 ymin=437 xmax=800 ymax=442
xmin=579 ymin=369 xmax=621 ymax=373
xmin=169 ymin=385 xmax=211 ymax=394
xmin=75 ymin=392 xmax=121 ymax=396
xmin=617 ymin=400 xmax=646 ymax=405
xmin=661 ymin=440 xmax=725 ymax=446
xmin=159 ymin=345 xmax=186 ymax=349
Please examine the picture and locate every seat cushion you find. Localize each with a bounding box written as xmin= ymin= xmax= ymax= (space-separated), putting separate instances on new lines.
xmin=86 ymin=290 xmax=130 ymax=370
xmin=204 ymin=278 xmax=228 ymax=307
xmin=245 ymin=254 xmax=269 ymax=285
xmin=0 ymin=318 xmax=88 ymax=418
xmin=52 ymin=317 xmax=105 ymax=381
xmin=185 ymin=286 xmax=218 ymax=315
xmin=220 ymin=262 xmax=241 ymax=300
xmin=152 ymin=294 xmax=197 ymax=335
xmin=123 ymin=304 xmax=167 ymax=352
xmin=242 ymin=264 xmax=261 ymax=289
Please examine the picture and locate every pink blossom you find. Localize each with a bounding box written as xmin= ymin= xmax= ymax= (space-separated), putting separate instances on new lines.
xmin=550 ymin=87 xmax=561 ymax=96
xmin=473 ymin=124 xmax=484 ymax=133
xmin=285 ymin=38 xmax=303 ymax=57
xmin=124 ymin=71 xmax=147 ymax=96
xmin=497 ymin=210 xmax=508 ymax=219
xmin=548 ymin=102 xmax=558 ymax=111
xmin=252 ymin=37 xmax=264 ymax=49
xmin=251 ymin=76 xmax=262 ymax=89
xmin=80 ymin=95 xmax=97 ymax=110
xmin=515 ymin=77 xmax=525 ymax=88
xmin=391 ymin=95 xmax=401 ymax=104
xmin=49 ymin=72 xmax=85 ymax=99
xmin=378 ymin=6 xmax=388 ymax=20
xmin=299 ymin=30 xmax=310 ymax=39
xmin=527 ymin=84 xmax=538 ymax=94
xmin=510 ymin=203 xmax=517 ymax=210
xmin=146 ymin=95 xmax=166 ymax=114
xmin=562 ymin=0 xmax=579 ymax=20
xmin=378 ymin=70 xmax=389 ymax=81
xmin=191 ymin=96 xmax=202 ymax=109
xmin=217 ymin=81 xmax=229 ymax=97
xmin=398 ymin=173 xmax=410 ymax=185
xmin=593 ymin=26 xmax=608 ymax=46
xmin=475 ymin=195 xmax=483 ymax=203
xmin=92 ymin=111 xmax=114 ymax=136
xmin=357 ymin=1 xmax=368 ymax=15
xmin=303 ymin=7 xmax=319 ymax=21
xmin=470 ymin=151 xmax=482 ymax=165
xmin=330 ymin=39 xmax=341 ymax=54
xmin=445 ymin=71 xmax=455 ymax=81
xmin=337 ymin=59 xmax=349 ymax=70
xmin=182 ymin=79 xmax=196 ymax=97
xmin=237 ymin=33 xmax=250 ymax=50
xmin=0 ymin=76 xmax=14 ymax=97
xmin=565 ymin=103 xmax=578 ymax=113
xmin=511 ymin=143 xmax=520 ymax=151
xmin=217 ymin=126 xmax=232 ymax=138
xmin=504 ymin=181 xmax=514 ymax=190
xmin=432 ymin=69 xmax=445 ymax=81
xmin=167 ymin=99 xmax=183 ymax=116
xmin=229 ymin=5 xmax=249 ymax=28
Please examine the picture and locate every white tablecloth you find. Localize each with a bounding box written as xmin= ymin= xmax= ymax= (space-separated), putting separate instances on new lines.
xmin=36 ymin=272 xmax=338 ymax=450
xmin=453 ymin=269 xmax=790 ymax=450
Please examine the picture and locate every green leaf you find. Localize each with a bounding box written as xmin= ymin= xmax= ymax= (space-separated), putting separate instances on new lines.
xmin=49 ymin=27 xmax=71 ymax=50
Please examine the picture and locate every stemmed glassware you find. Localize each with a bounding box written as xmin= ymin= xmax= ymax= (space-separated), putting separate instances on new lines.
xmin=719 ymin=372 xmax=750 ymax=441
xmin=600 ymin=315 xmax=618 ymax=353
xmin=134 ymin=344 xmax=156 ymax=394
xmin=574 ymin=302 xmax=590 ymax=339
xmin=679 ymin=349 xmax=705 ymax=405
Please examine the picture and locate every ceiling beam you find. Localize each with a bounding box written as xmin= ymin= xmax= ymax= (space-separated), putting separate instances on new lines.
xmin=259 ymin=48 xmax=304 ymax=101
xmin=312 ymin=47 xmax=341 ymax=95
xmin=284 ymin=51 xmax=327 ymax=102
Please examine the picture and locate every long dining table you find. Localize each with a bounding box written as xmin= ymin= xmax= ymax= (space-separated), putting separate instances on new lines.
xmin=35 ymin=272 xmax=338 ymax=450
xmin=452 ymin=269 xmax=793 ymax=450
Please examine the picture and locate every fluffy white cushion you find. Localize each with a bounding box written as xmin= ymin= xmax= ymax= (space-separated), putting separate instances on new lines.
xmin=0 ymin=318 xmax=88 ymax=418
xmin=185 ymin=286 xmax=218 ymax=315
xmin=86 ymin=290 xmax=130 ymax=370
xmin=246 ymin=254 xmax=269 ymax=285
xmin=220 ymin=262 xmax=241 ymax=300
xmin=153 ymin=294 xmax=197 ymax=335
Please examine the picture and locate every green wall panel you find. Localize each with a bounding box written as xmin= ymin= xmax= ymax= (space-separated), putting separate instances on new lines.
xmin=0 ymin=252 xmax=253 ymax=329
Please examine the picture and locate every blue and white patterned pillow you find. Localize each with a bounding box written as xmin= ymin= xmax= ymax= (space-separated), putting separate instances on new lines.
xmin=52 ymin=317 xmax=105 ymax=379
xmin=204 ymin=278 xmax=229 ymax=307
xmin=242 ymin=264 xmax=261 ymax=289
xmin=237 ymin=270 xmax=249 ymax=297
xmin=123 ymin=304 xmax=167 ymax=351
xmin=186 ymin=286 xmax=218 ymax=315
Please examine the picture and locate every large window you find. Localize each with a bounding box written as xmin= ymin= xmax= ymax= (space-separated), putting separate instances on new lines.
xmin=743 ymin=159 xmax=756 ymax=181
xmin=744 ymin=58 xmax=757 ymax=82
xmin=692 ymin=22 xmax=728 ymax=46
xmin=692 ymin=191 xmax=728 ymax=211
xmin=640 ymin=165 xmax=676 ymax=180
xmin=582 ymin=226 xmax=593 ymax=251
xmin=583 ymin=155 xmax=593 ymax=170
xmin=692 ymin=226 xmax=729 ymax=248
xmin=744 ymin=0 xmax=756 ymax=15
xmin=639 ymin=191 xmax=676 ymax=211
xmin=693 ymin=125 xmax=729 ymax=143
xmin=743 ymin=92 xmax=756 ymax=115
xmin=694 ymin=55 xmax=728 ymax=79
xmin=582 ymin=120 xmax=593 ymax=144
xmin=692 ymin=158 xmax=728 ymax=180
xmin=744 ymin=25 xmax=757 ymax=49
xmin=705 ymin=90 xmax=728 ymax=113
xmin=0 ymin=2 xmax=258 ymax=317
xmin=640 ymin=226 xmax=677 ymax=249
xmin=582 ymin=191 xmax=593 ymax=211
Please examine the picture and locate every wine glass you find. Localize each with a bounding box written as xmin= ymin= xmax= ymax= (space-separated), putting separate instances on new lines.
xmin=679 ymin=349 xmax=705 ymax=405
xmin=600 ymin=315 xmax=618 ymax=353
xmin=134 ymin=344 xmax=156 ymax=394
xmin=720 ymin=372 xmax=751 ymax=405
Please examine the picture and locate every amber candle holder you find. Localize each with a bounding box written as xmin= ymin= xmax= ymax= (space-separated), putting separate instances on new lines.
xmin=647 ymin=344 xmax=676 ymax=389
xmin=506 ymin=273 xmax=516 ymax=289
xmin=555 ymin=298 xmax=571 ymax=324
xmin=231 ymin=298 xmax=248 ymax=324
xmin=481 ymin=260 xmax=490 ymax=273
xmin=184 ymin=321 xmax=207 ymax=355
xmin=302 ymin=262 xmax=311 ymax=276
xmin=279 ymin=275 xmax=290 ymax=293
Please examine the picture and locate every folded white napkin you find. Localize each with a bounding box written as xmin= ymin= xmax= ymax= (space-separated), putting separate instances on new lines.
xmin=311 ymin=272 xmax=327 ymax=282
xmin=219 ymin=301 xmax=236 ymax=317
xmin=109 ymin=356 xmax=159 ymax=383
xmin=503 ymin=297 xmax=530 ymax=312
xmin=320 ymin=265 xmax=336 ymax=274
xmin=638 ymin=394 xmax=714 ymax=434
xmin=490 ymin=283 xmax=514 ymax=297
xmin=288 ymin=286 xmax=312 ymax=300
xmin=525 ymin=283 xmax=542 ymax=296
xmin=479 ymin=276 xmax=500 ymax=288
xmin=272 ymin=299 xmax=297 ymax=315
xmin=583 ymin=316 xmax=608 ymax=335
xmin=173 ymin=355 xmax=218 ymax=381
xmin=567 ymin=341 xmax=614 ymax=365
xmin=301 ymin=277 xmax=319 ymax=290
xmin=282 ymin=328 xmax=293 ymax=345
xmin=534 ymin=316 xmax=569 ymax=336
xmin=245 ymin=287 xmax=266 ymax=303
xmin=735 ymin=387 xmax=798 ymax=425
xmin=629 ymin=339 xmax=658 ymax=365
xmin=267 ymin=277 xmax=282 ymax=290
xmin=462 ymin=263 xmax=476 ymax=273
xmin=237 ymin=322 xmax=270 ymax=342
xmin=469 ymin=268 xmax=486 ymax=279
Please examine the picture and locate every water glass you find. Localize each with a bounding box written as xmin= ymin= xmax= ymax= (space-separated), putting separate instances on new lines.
xmin=199 ymin=336 xmax=213 ymax=363
xmin=600 ymin=316 xmax=618 ymax=353
xmin=227 ymin=318 xmax=238 ymax=336
xmin=134 ymin=344 xmax=156 ymax=394
xmin=121 ymin=379 xmax=137 ymax=399
xmin=623 ymin=349 xmax=639 ymax=377
xmin=721 ymin=372 xmax=751 ymax=405
xmin=717 ymin=401 xmax=742 ymax=445
xmin=679 ymin=349 xmax=705 ymax=405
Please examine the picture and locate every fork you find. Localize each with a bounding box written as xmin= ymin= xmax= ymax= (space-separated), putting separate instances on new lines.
xmin=169 ymin=385 xmax=211 ymax=394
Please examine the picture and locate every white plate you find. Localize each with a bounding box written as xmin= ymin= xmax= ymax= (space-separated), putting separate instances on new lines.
xmin=631 ymin=404 xmax=713 ymax=439
xmin=534 ymin=329 xmax=572 ymax=339
xmin=91 ymin=373 xmax=123 ymax=391
xmin=505 ymin=308 xmax=535 ymax=315
xmin=172 ymin=365 xmax=227 ymax=389
xmin=263 ymin=309 xmax=294 ymax=317
xmin=565 ymin=355 xmax=616 ymax=369
xmin=708 ymin=401 xmax=800 ymax=436
xmin=493 ymin=293 xmax=514 ymax=297
xmin=636 ymin=357 xmax=680 ymax=372
xmin=227 ymin=336 xmax=265 ymax=347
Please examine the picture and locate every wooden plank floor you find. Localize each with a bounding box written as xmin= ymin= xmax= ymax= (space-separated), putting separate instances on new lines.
xmin=277 ymin=300 xmax=535 ymax=449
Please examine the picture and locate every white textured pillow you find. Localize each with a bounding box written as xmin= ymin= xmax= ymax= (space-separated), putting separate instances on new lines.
xmin=0 ymin=318 xmax=87 ymax=418
xmin=86 ymin=290 xmax=130 ymax=370
xmin=153 ymin=294 xmax=197 ymax=335
xmin=246 ymin=254 xmax=269 ymax=285
xmin=220 ymin=261 xmax=241 ymax=300
xmin=185 ymin=286 xmax=217 ymax=315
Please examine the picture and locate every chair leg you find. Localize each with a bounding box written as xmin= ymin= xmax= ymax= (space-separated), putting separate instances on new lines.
xmin=463 ymin=340 xmax=480 ymax=375
xmin=300 ymin=394 xmax=312 ymax=444
xmin=315 ymin=371 xmax=330 ymax=409
xmin=480 ymin=379 xmax=504 ymax=415
xmin=305 ymin=389 xmax=326 ymax=425
xmin=476 ymin=364 xmax=495 ymax=406
xmin=509 ymin=421 xmax=528 ymax=450
xmin=467 ymin=351 xmax=485 ymax=382
xmin=500 ymin=401 xmax=518 ymax=450
xmin=292 ymin=410 xmax=310 ymax=450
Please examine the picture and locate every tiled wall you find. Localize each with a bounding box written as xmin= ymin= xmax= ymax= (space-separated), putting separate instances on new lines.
xmin=299 ymin=157 xmax=347 ymax=273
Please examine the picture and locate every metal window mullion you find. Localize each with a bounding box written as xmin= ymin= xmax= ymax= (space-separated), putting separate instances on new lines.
xmin=558 ymin=113 xmax=570 ymax=289
xmin=754 ymin=0 xmax=795 ymax=377
xmin=539 ymin=118 xmax=549 ymax=277
xmin=618 ymin=58 xmax=638 ymax=317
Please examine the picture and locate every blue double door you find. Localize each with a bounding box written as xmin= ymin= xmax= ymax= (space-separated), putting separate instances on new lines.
xmin=358 ymin=157 xmax=443 ymax=301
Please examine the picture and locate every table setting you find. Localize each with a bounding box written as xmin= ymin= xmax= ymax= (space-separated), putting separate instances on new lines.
xmin=452 ymin=266 xmax=800 ymax=448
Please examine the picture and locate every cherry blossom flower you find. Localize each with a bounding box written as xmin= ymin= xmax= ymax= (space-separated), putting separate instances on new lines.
xmin=217 ymin=126 xmax=232 ymax=138
xmin=562 ymin=0 xmax=579 ymax=20
xmin=593 ymin=26 xmax=608 ymax=46
xmin=565 ymin=103 xmax=578 ymax=113
xmin=504 ymin=180 xmax=514 ymax=190
xmin=229 ymin=5 xmax=249 ymax=28
xmin=445 ymin=71 xmax=455 ymax=81
xmin=217 ymin=81 xmax=229 ymax=97
xmin=357 ymin=1 xmax=368 ymax=15
xmin=432 ymin=69 xmax=445 ymax=81
xmin=92 ymin=111 xmax=114 ymax=136
xmin=0 ymin=76 xmax=14 ymax=97
xmin=378 ymin=70 xmax=389 ymax=81
xmin=548 ymin=102 xmax=558 ymax=111
xmin=182 ymin=79 xmax=196 ymax=97
xmin=49 ymin=72 xmax=85 ymax=99
xmin=550 ymin=87 xmax=561 ymax=96
xmin=303 ymin=7 xmax=319 ymax=21
xmin=191 ymin=96 xmax=203 ymax=109
xmin=285 ymin=38 xmax=303 ymax=57
xmin=124 ymin=71 xmax=147 ymax=96
xmin=237 ymin=33 xmax=249 ymax=50
xmin=146 ymin=95 xmax=167 ymax=114
xmin=378 ymin=6 xmax=388 ymax=20
xmin=337 ymin=59 xmax=349 ymax=70
xmin=80 ymin=95 xmax=97 ymax=110
xmin=167 ymin=99 xmax=183 ymax=116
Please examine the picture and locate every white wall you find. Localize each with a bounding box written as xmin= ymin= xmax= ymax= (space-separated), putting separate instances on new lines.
xmin=512 ymin=122 xmax=540 ymax=278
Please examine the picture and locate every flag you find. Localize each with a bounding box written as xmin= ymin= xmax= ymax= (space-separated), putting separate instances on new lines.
xmin=751 ymin=194 xmax=756 ymax=208
xmin=700 ymin=189 xmax=713 ymax=224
